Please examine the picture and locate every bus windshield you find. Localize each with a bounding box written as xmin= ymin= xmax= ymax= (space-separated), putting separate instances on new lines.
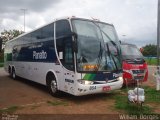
xmin=121 ymin=44 xmax=143 ymax=60
xmin=72 ymin=19 xmax=122 ymax=72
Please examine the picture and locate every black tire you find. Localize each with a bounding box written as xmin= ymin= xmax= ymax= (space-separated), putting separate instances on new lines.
xmin=11 ymin=68 xmax=17 ymax=80
xmin=8 ymin=66 xmax=12 ymax=77
xmin=47 ymin=76 xmax=59 ymax=96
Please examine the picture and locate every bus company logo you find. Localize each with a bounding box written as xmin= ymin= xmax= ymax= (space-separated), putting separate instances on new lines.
xmin=33 ymin=50 xmax=47 ymax=60
xmin=65 ymin=79 xmax=74 ymax=83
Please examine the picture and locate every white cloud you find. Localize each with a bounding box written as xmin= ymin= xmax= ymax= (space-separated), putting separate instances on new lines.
xmin=0 ymin=0 xmax=158 ymax=47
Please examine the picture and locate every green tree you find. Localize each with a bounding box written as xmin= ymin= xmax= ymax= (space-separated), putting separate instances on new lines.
xmin=0 ymin=29 xmax=24 ymax=61
xmin=0 ymin=29 xmax=24 ymax=44
xmin=142 ymin=44 xmax=157 ymax=56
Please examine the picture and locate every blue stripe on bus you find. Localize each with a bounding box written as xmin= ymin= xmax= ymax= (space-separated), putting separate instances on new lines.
xmin=12 ymin=41 xmax=57 ymax=62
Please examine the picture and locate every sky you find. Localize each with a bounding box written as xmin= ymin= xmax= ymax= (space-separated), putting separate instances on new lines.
xmin=0 ymin=0 xmax=158 ymax=47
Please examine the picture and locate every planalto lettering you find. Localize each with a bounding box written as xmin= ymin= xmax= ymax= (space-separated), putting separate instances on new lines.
xmin=33 ymin=50 xmax=47 ymax=60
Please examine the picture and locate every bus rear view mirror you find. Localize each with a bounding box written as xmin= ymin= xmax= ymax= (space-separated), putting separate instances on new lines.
xmin=72 ymin=32 xmax=77 ymax=40
xmin=73 ymin=39 xmax=78 ymax=53
xmin=72 ymin=32 xmax=78 ymax=53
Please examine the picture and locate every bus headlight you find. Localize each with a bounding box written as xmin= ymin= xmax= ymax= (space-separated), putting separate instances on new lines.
xmin=118 ymin=76 xmax=123 ymax=81
xmin=77 ymin=80 xmax=94 ymax=85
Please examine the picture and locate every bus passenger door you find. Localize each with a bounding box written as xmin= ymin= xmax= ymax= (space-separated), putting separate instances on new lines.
xmin=56 ymin=36 xmax=75 ymax=94
xmin=62 ymin=37 xmax=75 ymax=94
xmin=55 ymin=20 xmax=75 ymax=94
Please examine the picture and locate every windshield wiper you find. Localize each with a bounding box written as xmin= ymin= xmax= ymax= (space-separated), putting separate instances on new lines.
xmin=91 ymin=20 xmax=120 ymax=71
xmin=106 ymin=43 xmax=118 ymax=71
xmin=95 ymin=42 xmax=103 ymax=71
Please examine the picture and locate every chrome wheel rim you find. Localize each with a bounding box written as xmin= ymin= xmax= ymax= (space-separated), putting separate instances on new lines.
xmin=50 ymin=80 xmax=57 ymax=93
xmin=12 ymin=71 xmax=16 ymax=79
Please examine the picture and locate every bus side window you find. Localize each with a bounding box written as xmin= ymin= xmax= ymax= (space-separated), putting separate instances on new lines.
xmin=63 ymin=37 xmax=74 ymax=70
xmin=56 ymin=20 xmax=74 ymax=71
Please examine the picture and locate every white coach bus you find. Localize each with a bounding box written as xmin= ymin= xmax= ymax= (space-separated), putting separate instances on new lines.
xmin=4 ymin=17 xmax=123 ymax=96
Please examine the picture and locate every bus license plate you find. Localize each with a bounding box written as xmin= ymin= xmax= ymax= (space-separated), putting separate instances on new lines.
xmin=102 ymin=86 xmax=111 ymax=91
xmin=137 ymin=74 xmax=143 ymax=76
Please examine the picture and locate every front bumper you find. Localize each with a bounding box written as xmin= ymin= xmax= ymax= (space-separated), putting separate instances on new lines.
xmin=73 ymin=78 xmax=123 ymax=96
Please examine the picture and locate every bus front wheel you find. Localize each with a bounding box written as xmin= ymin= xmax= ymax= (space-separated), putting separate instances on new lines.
xmin=47 ymin=75 xmax=59 ymax=96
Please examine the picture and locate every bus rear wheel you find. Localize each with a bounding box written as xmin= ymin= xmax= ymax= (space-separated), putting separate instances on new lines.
xmin=12 ymin=68 xmax=17 ymax=79
xmin=8 ymin=66 xmax=12 ymax=77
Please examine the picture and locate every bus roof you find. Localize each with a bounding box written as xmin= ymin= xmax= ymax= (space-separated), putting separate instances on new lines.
xmin=6 ymin=16 xmax=113 ymax=44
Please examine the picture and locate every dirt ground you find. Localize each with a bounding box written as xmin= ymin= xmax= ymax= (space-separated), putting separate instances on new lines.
xmin=0 ymin=68 xmax=119 ymax=114
xmin=0 ymin=66 xmax=158 ymax=114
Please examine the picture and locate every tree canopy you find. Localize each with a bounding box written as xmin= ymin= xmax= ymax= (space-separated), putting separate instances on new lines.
xmin=0 ymin=29 xmax=24 ymax=44
xmin=142 ymin=44 xmax=157 ymax=57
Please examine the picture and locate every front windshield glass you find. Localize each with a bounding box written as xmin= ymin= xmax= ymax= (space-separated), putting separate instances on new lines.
xmin=72 ymin=19 xmax=122 ymax=72
xmin=121 ymin=45 xmax=143 ymax=59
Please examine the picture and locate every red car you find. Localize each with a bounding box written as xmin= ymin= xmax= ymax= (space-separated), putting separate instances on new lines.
xmin=121 ymin=42 xmax=148 ymax=86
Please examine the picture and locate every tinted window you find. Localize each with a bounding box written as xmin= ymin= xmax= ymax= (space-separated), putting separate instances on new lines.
xmin=56 ymin=20 xmax=74 ymax=71
xmin=56 ymin=37 xmax=74 ymax=70
xmin=56 ymin=20 xmax=71 ymax=38
xmin=42 ymin=23 xmax=54 ymax=38
xmin=31 ymin=23 xmax=54 ymax=42
xmin=31 ymin=29 xmax=42 ymax=40
xmin=63 ymin=37 xmax=74 ymax=70
xmin=12 ymin=41 xmax=56 ymax=62
xmin=23 ymin=34 xmax=32 ymax=43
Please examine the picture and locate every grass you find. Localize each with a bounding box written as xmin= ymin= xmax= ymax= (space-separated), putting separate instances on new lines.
xmin=47 ymin=100 xmax=69 ymax=106
xmin=115 ymin=94 xmax=153 ymax=115
xmin=145 ymin=58 xmax=157 ymax=65
xmin=144 ymin=86 xmax=160 ymax=103
xmin=113 ymin=87 xmax=160 ymax=115
xmin=0 ymin=106 xmax=19 ymax=113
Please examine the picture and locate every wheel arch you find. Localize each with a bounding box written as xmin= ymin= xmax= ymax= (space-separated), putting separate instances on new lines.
xmin=45 ymin=70 xmax=59 ymax=89
xmin=8 ymin=65 xmax=12 ymax=74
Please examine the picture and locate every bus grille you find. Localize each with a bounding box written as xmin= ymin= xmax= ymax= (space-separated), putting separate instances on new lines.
xmin=134 ymin=76 xmax=144 ymax=80
xmin=132 ymin=70 xmax=144 ymax=74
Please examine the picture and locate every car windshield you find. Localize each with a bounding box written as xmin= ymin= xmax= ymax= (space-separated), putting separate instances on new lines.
xmin=121 ymin=44 xmax=143 ymax=59
xmin=72 ymin=19 xmax=122 ymax=72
